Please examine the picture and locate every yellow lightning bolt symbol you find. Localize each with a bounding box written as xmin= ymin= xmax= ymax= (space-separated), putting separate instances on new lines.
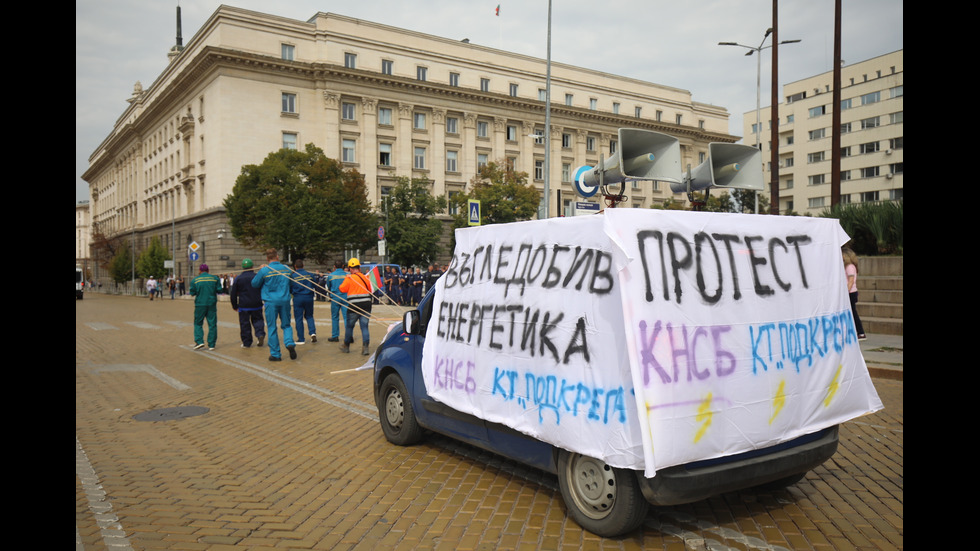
xmin=694 ymin=393 xmax=713 ymax=443
xmin=824 ymin=364 xmax=842 ymax=407
xmin=770 ymin=380 xmax=786 ymax=425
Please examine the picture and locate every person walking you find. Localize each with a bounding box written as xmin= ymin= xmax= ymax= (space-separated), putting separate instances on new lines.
xmin=252 ymin=249 xmax=298 ymax=362
xmin=842 ymin=247 xmax=867 ymax=340
xmin=146 ymin=276 xmax=158 ymax=301
xmin=290 ymin=259 xmax=317 ymax=344
xmin=326 ymin=261 xmax=348 ymax=342
xmin=230 ymin=258 xmax=266 ymax=348
xmin=190 ymin=264 xmax=220 ymax=350
xmin=339 ymin=258 xmax=373 ymax=355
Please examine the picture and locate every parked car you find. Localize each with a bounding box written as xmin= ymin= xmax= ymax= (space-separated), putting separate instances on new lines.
xmin=373 ymin=286 xmax=840 ymax=537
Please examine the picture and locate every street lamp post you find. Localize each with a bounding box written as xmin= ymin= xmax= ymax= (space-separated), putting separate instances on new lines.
xmin=543 ymin=0 xmax=552 ymax=218
xmin=719 ymin=31 xmax=800 ymax=214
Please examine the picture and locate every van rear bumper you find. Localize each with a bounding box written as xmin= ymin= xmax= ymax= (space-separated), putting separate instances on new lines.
xmin=638 ymin=426 xmax=839 ymax=506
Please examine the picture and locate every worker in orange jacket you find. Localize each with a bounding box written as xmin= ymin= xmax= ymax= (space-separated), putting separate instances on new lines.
xmin=339 ymin=258 xmax=374 ymax=355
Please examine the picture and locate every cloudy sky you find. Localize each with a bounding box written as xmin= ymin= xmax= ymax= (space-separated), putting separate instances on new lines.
xmin=75 ymin=0 xmax=903 ymax=203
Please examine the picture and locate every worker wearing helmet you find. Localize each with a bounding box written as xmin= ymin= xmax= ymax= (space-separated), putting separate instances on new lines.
xmin=338 ymin=257 xmax=373 ymax=355
xmin=230 ymin=258 xmax=266 ymax=348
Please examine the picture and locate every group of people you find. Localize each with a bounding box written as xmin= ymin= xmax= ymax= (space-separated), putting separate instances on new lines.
xmin=189 ymin=250 xmax=388 ymax=360
xmin=382 ymin=265 xmax=444 ymax=306
xmin=145 ymin=275 xmax=186 ymax=300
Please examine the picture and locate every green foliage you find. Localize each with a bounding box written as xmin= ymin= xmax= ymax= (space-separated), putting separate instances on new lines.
xmin=136 ymin=237 xmax=171 ymax=279
xmin=109 ymin=243 xmax=133 ymax=285
xmin=449 ymin=161 xmax=540 ymax=226
xmin=821 ymin=200 xmax=903 ymax=255
xmin=381 ymin=176 xmax=447 ymax=267
xmin=224 ymin=144 xmax=376 ymax=262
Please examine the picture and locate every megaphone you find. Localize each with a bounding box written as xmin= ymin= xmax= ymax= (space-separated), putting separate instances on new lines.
xmin=574 ymin=128 xmax=681 ymax=198
xmin=670 ymin=143 xmax=763 ymax=193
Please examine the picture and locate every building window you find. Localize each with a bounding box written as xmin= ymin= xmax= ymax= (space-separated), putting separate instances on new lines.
xmin=590 ymin=98 xmax=597 ymax=110
xmin=783 ymin=156 xmax=794 ymax=167
xmin=840 ymin=98 xmax=852 ymax=110
xmin=447 ymin=150 xmax=458 ymax=172
xmin=342 ymin=139 xmax=356 ymax=163
xmin=378 ymin=107 xmax=393 ymax=126
xmin=807 ymin=152 xmax=825 ymax=163
xmin=890 ymin=112 xmax=903 ymax=124
xmin=413 ymin=112 xmax=426 ymax=130
xmin=786 ymin=114 xmax=794 ymax=123
xmin=841 ymin=170 xmax=851 ymax=181
xmin=562 ymin=133 xmax=571 ymax=148
xmin=610 ymin=140 xmax=617 ymax=154
xmin=282 ymin=92 xmax=297 ymax=114
xmin=477 ymin=153 xmax=488 ymax=169
xmin=344 ymin=52 xmax=356 ymax=69
xmin=538 ymin=89 xmax=547 ymax=101
xmin=841 ymin=122 xmax=852 ymax=134
xmin=809 ymin=128 xmax=826 ymax=140
xmin=534 ymin=160 xmax=544 ymax=180
xmin=282 ymin=132 xmax=297 ymax=150
xmin=533 ymin=130 xmax=544 ymax=144
xmin=565 ymin=93 xmax=573 ymax=106
xmin=480 ymin=78 xmax=490 ymax=92
xmin=859 ymin=141 xmax=880 ymax=154
xmin=414 ymin=147 xmax=426 ymax=169
xmin=448 ymin=190 xmax=460 ymax=215
xmin=417 ymin=66 xmax=427 ymax=81
xmin=635 ymin=106 xmax=642 ymax=118
xmin=381 ymin=60 xmax=393 ymax=75
xmin=861 ymin=166 xmax=880 ymax=178
xmin=446 ymin=116 xmax=459 ymax=134
xmin=861 ymin=91 xmax=880 ymax=105
xmin=890 ymin=85 xmax=903 ymax=98
xmin=612 ymin=102 xmax=620 ymax=115
xmin=889 ymin=137 xmax=904 ymax=149
xmin=586 ymin=136 xmax=596 ymax=151
xmin=675 ymin=114 xmax=683 ymax=125
xmin=562 ymin=163 xmax=571 ymax=182
xmin=840 ymin=146 xmax=851 ymax=158
xmin=861 ymin=117 xmax=880 ymax=129
xmin=510 ymin=83 xmax=519 ymax=97
xmin=341 ymin=102 xmax=356 ymax=121
xmin=808 ymin=197 xmax=826 ymax=208
xmin=890 ymin=162 xmax=903 ymax=174
xmin=379 ymin=143 xmax=392 ymax=166
xmin=450 ymin=72 xmax=460 ymax=87
xmin=656 ymin=110 xmax=663 ymax=121
xmin=809 ymin=174 xmax=825 ymax=186
xmin=809 ymin=105 xmax=826 ymax=118
xmin=477 ymin=121 xmax=489 ymax=138
xmin=506 ymin=125 xmax=517 ymax=141
xmin=281 ymin=44 xmax=295 ymax=61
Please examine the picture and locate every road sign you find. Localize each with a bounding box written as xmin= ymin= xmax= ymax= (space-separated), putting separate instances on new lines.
xmin=189 ymin=252 xmax=199 ymax=261
xmin=378 ymin=226 xmax=385 ymax=240
xmin=468 ymin=199 xmax=481 ymax=226
xmin=189 ymin=241 xmax=201 ymax=252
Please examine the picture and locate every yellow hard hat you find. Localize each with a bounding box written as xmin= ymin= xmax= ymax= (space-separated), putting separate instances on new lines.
xmin=348 ymin=257 xmax=360 ymax=268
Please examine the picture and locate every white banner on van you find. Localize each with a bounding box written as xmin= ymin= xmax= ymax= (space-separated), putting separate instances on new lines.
xmin=422 ymin=210 xmax=882 ymax=476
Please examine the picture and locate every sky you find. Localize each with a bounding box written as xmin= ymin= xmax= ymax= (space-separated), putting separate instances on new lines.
xmin=75 ymin=0 xmax=903 ymax=203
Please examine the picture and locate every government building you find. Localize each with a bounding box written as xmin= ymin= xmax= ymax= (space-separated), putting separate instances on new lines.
xmin=743 ymin=50 xmax=903 ymax=214
xmin=83 ymin=5 xmax=738 ymax=277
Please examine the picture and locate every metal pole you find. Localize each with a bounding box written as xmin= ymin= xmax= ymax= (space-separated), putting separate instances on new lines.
xmin=543 ymin=0 xmax=552 ymax=218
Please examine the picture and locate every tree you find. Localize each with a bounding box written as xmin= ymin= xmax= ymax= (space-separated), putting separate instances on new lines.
xmin=108 ymin=243 xmax=133 ymax=287
xmin=136 ymin=236 xmax=171 ymax=279
xmin=382 ymin=176 xmax=446 ymax=267
xmin=224 ymin=144 xmax=376 ymax=262
xmin=449 ymin=162 xmax=540 ymax=227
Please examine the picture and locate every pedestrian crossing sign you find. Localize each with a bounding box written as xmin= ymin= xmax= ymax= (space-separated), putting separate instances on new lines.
xmin=468 ymin=199 xmax=481 ymax=226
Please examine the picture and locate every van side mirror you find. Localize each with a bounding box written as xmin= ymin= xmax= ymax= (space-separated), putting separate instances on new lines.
xmin=403 ymin=310 xmax=420 ymax=335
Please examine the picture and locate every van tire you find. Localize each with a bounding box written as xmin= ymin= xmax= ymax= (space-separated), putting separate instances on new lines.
xmin=556 ymin=450 xmax=648 ymax=537
xmin=379 ymin=373 xmax=423 ymax=446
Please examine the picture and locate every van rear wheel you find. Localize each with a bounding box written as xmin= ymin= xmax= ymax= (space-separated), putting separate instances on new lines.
xmin=556 ymin=450 xmax=648 ymax=537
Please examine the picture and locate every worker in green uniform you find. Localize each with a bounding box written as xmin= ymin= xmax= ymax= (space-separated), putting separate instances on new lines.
xmin=190 ymin=263 xmax=220 ymax=350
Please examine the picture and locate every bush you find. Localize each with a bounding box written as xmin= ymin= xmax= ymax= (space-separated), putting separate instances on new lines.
xmin=820 ymin=201 xmax=903 ymax=255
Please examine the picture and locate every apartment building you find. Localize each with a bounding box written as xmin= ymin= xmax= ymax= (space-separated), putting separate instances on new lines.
xmin=744 ymin=50 xmax=903 ymax=214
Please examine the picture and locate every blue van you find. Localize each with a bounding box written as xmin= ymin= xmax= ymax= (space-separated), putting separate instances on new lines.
xmin=373 ymin=287 xmax=839 ymax=537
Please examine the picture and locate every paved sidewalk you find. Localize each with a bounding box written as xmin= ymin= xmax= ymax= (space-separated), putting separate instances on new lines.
xmin=860 ymin=333 xmax=903 ymax=380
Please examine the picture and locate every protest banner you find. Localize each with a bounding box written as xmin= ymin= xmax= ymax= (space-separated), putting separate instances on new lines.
xmin=421 ymin=210 xmax=883 ymax=477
